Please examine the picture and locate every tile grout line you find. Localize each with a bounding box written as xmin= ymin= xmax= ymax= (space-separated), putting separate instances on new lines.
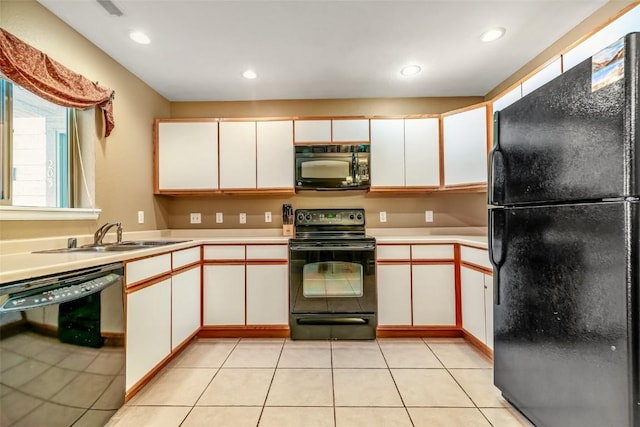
xmin=255 ymin=338 xmax=286 ymax=427
xmin=176 ymin=338 xmax=242 ymax=427
xmin=330 ymin=340 xmax=337 ymax=427
xmin=421 ymin=338 xmax=496 ymax=427
xmin=376 ymin=339 xmax=416 ymax=427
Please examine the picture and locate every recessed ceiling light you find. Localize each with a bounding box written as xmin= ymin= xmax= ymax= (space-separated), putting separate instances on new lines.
xmin=480 ymin=27 xmax=506 ymax=43
xmin=242 ymin=70 xmax=257 ymax=79
xmin=129 ymin=31 xmax=150 ymax=45
xmin=400 ymin=65 xmax=421 ymax=76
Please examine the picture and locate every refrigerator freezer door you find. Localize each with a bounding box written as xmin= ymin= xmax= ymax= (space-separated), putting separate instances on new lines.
xmin=489 ymin=32 xmax=639 ymax=206
xmin=490 ymin=201 xmax=639 ymax=427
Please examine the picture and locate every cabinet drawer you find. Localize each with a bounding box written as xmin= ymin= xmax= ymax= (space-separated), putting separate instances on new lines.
xmin=376 ymin=245 xmax=411 ymax=261
xmin=203 ymin=245 xmax=245 ymax=260
xmin=172 ymin=246 xmax=200 ymax=270
xmin=460 ymin=245 xmax=491 ymax=270
xmin=411 ymin=244 xmax=454 ymax=260
xmin=246 ymin=245 xmax=288 ymax=261
xmin=125 ymin=253 xmax=172 ymax=287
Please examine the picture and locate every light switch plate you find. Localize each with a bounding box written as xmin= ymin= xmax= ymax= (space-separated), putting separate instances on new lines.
xmin=190 ymin=212 xmax=201 ymax=224
xmin=425 ymin=210 xmax=434 ymax=222
xmin=239 ymin=213 xmax=247 ymax=224
xmin=215 ymin=212 xmax=223 ymax=223
xmin=379 ymin=211 xmax=387 ymax=223
xmin=265 ymin=211 xmax=272 ymax=223
xmin=137 ymin=210 xmax=144 ymax=224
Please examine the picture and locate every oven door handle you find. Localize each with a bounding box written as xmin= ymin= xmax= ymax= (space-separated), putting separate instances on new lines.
xmin=289 ymin=243 xmax=375 ymax=251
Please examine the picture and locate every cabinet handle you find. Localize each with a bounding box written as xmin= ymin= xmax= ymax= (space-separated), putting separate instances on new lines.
xmin=488 ymin=111 xmax=506 ymax=205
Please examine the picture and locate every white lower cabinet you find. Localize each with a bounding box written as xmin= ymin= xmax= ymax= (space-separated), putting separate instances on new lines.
xmin=461 ymin=266 xmax=494 ymax=349
xmin=126 ymin=278 xmax=171 ymax=390
xmin=377 ymin=264 xmax=412 ymax=325
xmin=203 ymin=264 xmax=245 ymax=325
xmin=246 ymin=264 xmax=288 ymax=324
xmin=412 ymin=264 xmax=456 ymax=326
xmin=171 ymin=266 xmax=201 ymax=350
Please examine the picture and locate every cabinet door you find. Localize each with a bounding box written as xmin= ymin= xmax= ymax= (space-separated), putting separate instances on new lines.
xmin=562 ymin=6 xmax=640 ymax=72
xmin=377 ymin=264 xmax=411 ymax=325
xmin=257 ymin=120 xmax=293 ymax=189
xmin=203 ymin=264 xmax=245 ymax=325
xmin=484 ymin=273 xmax=494 ymax=350
xmin=404 ymin=118 xmax=440 ymax=187
xmin=370 ymin=119 xmax=405 ymax=187
xmin=219 ymin=121 xmax=257 ymax=189
xmin=442 ymin=106 xmax=488 ymax=186
xmin=126 ymin=278 xmax=171 ymax=391
xmin=171 ymin=267 xmax=201 ymax=350
xmin=332 ymin=119 xmax=369 ymax=142
xmin=294 ymin=120 xmax=331 ymax=143
xmin=521 ymin=58 xmax=562 ymax=96
xmin=157 ymin=121 xmax=218 ymax=191
xmin=412 ymin=264 xmax=456 ymax=326
xmin=246 ymin=264 xmax=288 ymax=325
xmin=492 ymin=85 xmax=522 ymax=112
xmin=460 ymin=266 xmax=486 ymax=343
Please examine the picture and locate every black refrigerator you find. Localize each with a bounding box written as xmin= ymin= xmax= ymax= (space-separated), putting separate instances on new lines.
xmin=489 ymin=32 xmax=639 ymax=427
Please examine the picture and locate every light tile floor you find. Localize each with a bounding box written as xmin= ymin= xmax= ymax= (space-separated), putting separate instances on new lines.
xmin=107 ymin=338 xmax=534 ymax=427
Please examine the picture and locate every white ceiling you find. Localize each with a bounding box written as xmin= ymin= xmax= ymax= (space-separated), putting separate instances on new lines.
xmin=37 ymin=0 xmax=609 ymax=102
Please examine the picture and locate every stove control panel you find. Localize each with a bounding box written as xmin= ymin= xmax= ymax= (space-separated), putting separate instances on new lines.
xmin=295 ymin=209 xmax=365 ymax=226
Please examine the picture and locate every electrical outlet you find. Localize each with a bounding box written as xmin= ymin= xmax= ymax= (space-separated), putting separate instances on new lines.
xmin=190 ymin=212 xmax=201 ymax=224
xmin=215 ymin=212 xmax=223 ymax=223
xmin=137 ymin=210 xmax=144 ymax=224
xmin=425 ymin=210 xmax=434 ymax=223
xmin=264 ymin=211 xmax=272 ymax=223
xmin=379 ymin=211 xmax=387 ymax=223
xmin=239 ymin=213 xmax=247 ymax=224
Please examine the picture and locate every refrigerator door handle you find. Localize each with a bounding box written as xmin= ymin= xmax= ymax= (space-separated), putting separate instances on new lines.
xmin=488 ymin=111 xmax=505 ymax=205
xmin=489 ymin=208 xmax=506 ymax=305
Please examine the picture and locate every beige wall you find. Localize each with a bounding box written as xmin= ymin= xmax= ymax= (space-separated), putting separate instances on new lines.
xmin=0 ymin=0 xmax=171 ymax=240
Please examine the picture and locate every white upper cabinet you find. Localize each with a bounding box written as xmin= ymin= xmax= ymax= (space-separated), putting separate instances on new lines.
xmin=157 ymin=121 xmax=218 ymax=191
xmin=404 ymin=118 xmax=440 ymax=187
xmin=442 ymin=105 xmax=488 ymax=186
xmin=370 ymin=119 xmax=405 ymax=187
xmin=294 ymin=120 xmax=331 ymax=143
xmin=219 ymin=121 xmax=257 ymax=189
xmin=563 ymin=5 xmax=640 ymax=72
xmin=492 ymin=85 xmax=522 ymax=112
xmin=332 ymin=119 xmax=369 ymax=142
xmin=521 ymin=58 xmax=562 ymax=97
xmin=256 ymin=120 xmax=294 ymax=189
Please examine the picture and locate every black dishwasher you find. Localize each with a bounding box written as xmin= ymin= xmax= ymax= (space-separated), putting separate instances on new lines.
xmin=0 ymin=262 xmax=125 ymax=427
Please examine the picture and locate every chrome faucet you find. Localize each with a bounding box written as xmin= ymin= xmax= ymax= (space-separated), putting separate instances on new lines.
xmin=94 ymin=222 xmax=123 ymax=245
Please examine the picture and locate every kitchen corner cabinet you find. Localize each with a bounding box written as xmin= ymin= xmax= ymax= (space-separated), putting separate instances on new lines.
xmin=203 ymin=263 xmax=245 ymax=325
xmin=155 ymin=120 xmax=218 ymax=192
xmin=171 ymin=266 xmax=201 ymax=350
xmin=370 ymin=118 xmax=440 ymax=189
xmin=442 ymin=105 xmax=489 ymax=187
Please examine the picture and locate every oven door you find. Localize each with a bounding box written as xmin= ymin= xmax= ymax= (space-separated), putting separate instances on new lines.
xmin=290 ymin=240 xmax=376 ymax=314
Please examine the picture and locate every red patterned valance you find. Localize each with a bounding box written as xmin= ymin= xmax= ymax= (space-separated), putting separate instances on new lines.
xmin=0 ymin=28 xmax=115 ymax=137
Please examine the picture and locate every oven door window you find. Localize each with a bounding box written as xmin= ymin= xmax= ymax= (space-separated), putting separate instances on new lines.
xmin=302 ymin=261 xmax=363 ymax=298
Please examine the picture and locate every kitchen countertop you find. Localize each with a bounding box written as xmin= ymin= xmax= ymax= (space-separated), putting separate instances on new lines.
xmin=0 ymin=228 xmax=487 ymax=285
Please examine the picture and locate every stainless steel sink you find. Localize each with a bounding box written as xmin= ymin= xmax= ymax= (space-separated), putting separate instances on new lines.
xmin=34 ymin=240 xmax=190 ymax=254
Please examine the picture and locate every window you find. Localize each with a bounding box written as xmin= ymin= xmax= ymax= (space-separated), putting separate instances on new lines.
xmin=0 ymin=77 xmax=99 ymax=220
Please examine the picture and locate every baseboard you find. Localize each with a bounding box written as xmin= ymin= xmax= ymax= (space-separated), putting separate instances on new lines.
xmin=461 ymin=328 xmax=494 ymax=360
xmin=198 ymin=325 xmax=290 ymax=338
xmin=376 ymin=326 xmax=463 ymax=338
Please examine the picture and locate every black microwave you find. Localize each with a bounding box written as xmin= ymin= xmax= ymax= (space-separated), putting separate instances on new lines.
xmin=294 ymin=144 xmax=370 ymax=191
